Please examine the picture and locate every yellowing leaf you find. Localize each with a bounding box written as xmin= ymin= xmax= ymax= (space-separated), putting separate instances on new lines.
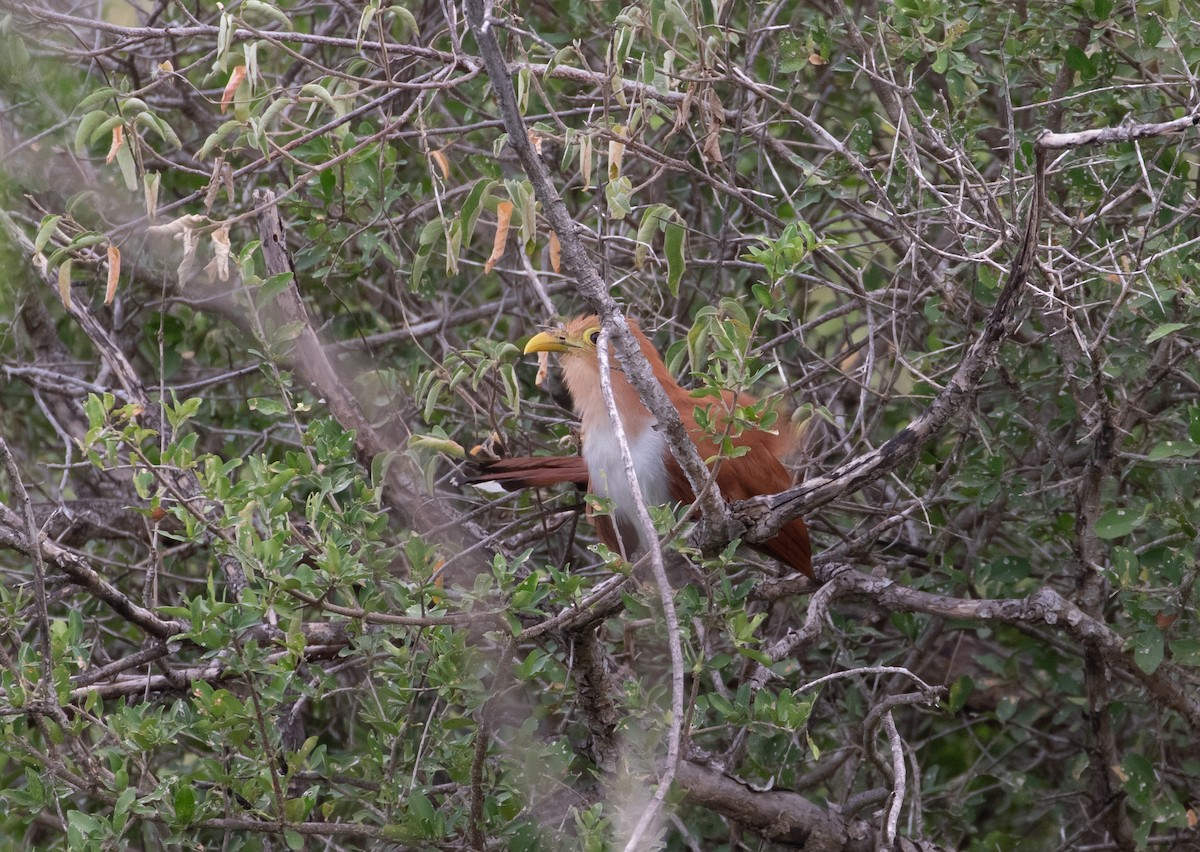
xmin=408 ymin=435 xmax=466 ymax=458
xmin=144 ymin=172 xmax=161 ymax=220
xmin=105 ymin=245 xmax=120 ymax=305
xmin=608 ymin=125 xmax=625 ymax=181
xmin=580 ymin=134 xmax=593 ymax=190
xmin=105 ymin=124 xmax=124 ymax=164
xmin=221 ymin=66 xmax=247 ymax=114
xmin=485 ymin=201 xmax=513 ymax=274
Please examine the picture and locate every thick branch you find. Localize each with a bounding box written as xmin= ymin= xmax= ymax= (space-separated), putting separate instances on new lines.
xmin=676 ymin=760 xmax=880 ymax=852
xmin=1038 ymin=114 xmax=1200 ymax=150
xmin=758 ymin=564 xmax=1200 ymax=731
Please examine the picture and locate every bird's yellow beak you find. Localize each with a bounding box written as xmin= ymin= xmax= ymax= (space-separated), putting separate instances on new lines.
xmin=524 ymin=330 xmax=571 ymax=354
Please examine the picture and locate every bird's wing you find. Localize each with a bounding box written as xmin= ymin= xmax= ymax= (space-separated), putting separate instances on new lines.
xmin=658 ymin=395 xmax=813 ymax=577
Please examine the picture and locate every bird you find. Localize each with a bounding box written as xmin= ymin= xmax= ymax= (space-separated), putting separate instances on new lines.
xmin=473 ymin=315 xmax=812 ymax=577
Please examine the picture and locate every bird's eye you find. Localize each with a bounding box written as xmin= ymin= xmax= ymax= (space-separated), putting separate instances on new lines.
xmin=587 ymin=329 xmax=600 ymax=345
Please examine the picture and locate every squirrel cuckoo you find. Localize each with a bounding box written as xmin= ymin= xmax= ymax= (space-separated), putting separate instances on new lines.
xmin=475 ymin=316 xmax=812 ymax=577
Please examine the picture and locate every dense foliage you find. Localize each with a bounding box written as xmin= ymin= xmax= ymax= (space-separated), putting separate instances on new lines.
xmin=1 ymin=0 xmax=1199 ymax=848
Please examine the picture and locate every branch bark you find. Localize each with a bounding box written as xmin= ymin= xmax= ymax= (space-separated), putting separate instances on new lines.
xmin=757 ymin=563 xmax=1200 ymax=731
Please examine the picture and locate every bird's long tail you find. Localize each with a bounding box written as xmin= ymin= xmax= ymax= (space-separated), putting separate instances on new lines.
xmin=757 ymin=518 xmax=813 ymax=578
xmin=463 ymin=456 xmax=590 ymax=490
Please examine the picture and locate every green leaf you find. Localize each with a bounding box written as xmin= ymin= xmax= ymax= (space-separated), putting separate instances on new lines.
xmin=1134 ymin=628 xmax=1164 ymax=674
xmin=633 ymin=203 xmax=666 ymax=269
xmin=735 ymin=646 xmax=773 ymax=666
xmin=708 ymin=693 xmax=736 ymax=719
xmin=663 ymin=216 xmax=685 ymax=296
xmin=196 ymin=120 xmax=242 ymax=160
xmin=460 ymin=178 xmax=496 ymax=248
xmin=300 ymin=82 xmax=338 ymax=116
xmin=115 ymin=137 xmax=138 ymax=191
xmin=1094 ymin=507 xmax=1144 ymax=540
xmin=407 ymin=791 xmax=435 ymax=824
xmin=243 ymin=0 xmax=293 ymax=28
xmin=1169 ymin=638 xmax=1200 ymax=666
xmin=995 ymin=696 xmax=1017 ymax=722
xmin=408 ymin=435 xmax=465 ymax=458
xmin=387 ymin=5 xmax=420 ymax=37
xmin=34 ymin=215 xmax=62 ymax=253
xmin=74 ymin=110 xmax=112 ymax=155
xmin=76 ymin=87 xmax=120 ymax=112
xmin=256 ymin=271 xmax=294 ymax=306
xmin=947 ymin=675 xmax=974 ymax=713
xmin=1146 ymin=322 xmax=1188 ymax=343
xmin=605 ymin=176 xmax=633 ymax=220
xmin=1065 ymin=45 xmax=1094 ymax=78
xmin=1147 ymin=439 xmax=1200 ymax=460
xmin=90 ymin=114 xmax=124 ymax=146
xmin=112 ymin=786 xmax=135 ymax=832
xmin=173 ymin=785 xmax=196 ymax=824
xmin=248 ymin=397 xmax=288 ymax=416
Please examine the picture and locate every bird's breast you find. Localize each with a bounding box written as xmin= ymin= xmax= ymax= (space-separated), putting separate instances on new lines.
xmin=582 ymin=417 xmax=673 ymax=519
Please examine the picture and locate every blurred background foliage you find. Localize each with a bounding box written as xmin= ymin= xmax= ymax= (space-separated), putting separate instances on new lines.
xmin=0 ymin=0 xmax=1199 ymax=848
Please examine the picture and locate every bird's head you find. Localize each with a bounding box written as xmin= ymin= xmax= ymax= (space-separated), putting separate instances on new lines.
xmin=523 ymin=315 xmax=603 ymax=359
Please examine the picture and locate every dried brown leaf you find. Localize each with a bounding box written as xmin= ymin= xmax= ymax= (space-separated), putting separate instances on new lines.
xmin=204 ymin=224 xmax=231 ymax=282
xmin=105 ymin=124 xmax=124 ymax=165
xmin=105 ymin=245 xmax=120 ymax=305
xmin=700 ymin=87 xmax=724 ymax=166
xmin=548 ymin=230 xmax=561 ymax=274
xmin=430 ymin=149 xmax=450 ymax=180
xmin=177 ymin=226 xmax=200 ymax=287
xmin=57 ymin=260 xmax=72 ymax=310
xmin=221 ymin=65 xmax=247 ymax=114
xmin=608 ymin=125 xmax=625 ymax=180
xmin=146 ymin=214 xmax=207 ymax=239
xmin=485 ymin=201 xmax=513 ymax=274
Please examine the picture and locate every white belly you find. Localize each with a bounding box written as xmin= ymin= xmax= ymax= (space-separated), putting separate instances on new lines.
xmin=584 ymin=422 xmax=672 ymax=553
